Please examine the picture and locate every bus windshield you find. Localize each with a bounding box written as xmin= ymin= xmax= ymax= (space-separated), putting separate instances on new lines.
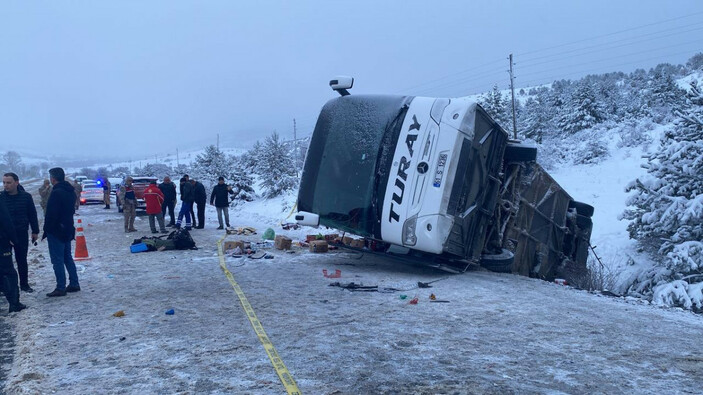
xmin=298 ymin=95 xmax=411 ymax=237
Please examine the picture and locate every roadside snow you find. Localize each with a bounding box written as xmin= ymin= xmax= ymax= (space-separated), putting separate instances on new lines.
xmin=549 ymin=140 xmax=660 ymax=293
xmin=2 ymin=204 xmax=702 ymax=394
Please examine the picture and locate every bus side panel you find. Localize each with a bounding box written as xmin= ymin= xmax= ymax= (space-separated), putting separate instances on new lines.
xmin=508 ymin=162 xmax=574 ymax=280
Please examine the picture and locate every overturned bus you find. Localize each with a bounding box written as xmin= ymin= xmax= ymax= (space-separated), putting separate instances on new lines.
xmin=296 ymin=77 xmax=593 ymax=280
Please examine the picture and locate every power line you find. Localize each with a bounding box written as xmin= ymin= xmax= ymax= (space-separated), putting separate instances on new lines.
xmin=394 ymin=58 xmax=504 ymax=94
xmin=516 ymin=10 xmax=703 ymax=57
xmin=517 ymin=48 xmax=700 ymax=89
xmin=411 ymin=69 xmax=507 ymax=96
xmin=519 ymin=25 xmax=703 ymax=68
xmin=517 ymin=41 xmax=703 ymax=80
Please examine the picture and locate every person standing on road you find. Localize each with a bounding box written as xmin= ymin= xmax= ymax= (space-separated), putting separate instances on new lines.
xmin=144 ymin=180 xmax=168 ymax=234
xmin=158 ymin=176 xmax=177 ymax=227
xmin=192 ymin=179 xmax=207 ymax=229
xmin=0 ymin=173 xmax=40 ymax=293
xmin=38 ymin=179 xmax=52 ymax=214
xmin=102 ymin=178 xmax=111 ymax=209
xmin=0 ymin=197 xmax=26 ymax=313
xmin=176 ymin=177 xmax=194 ymax=230
xmin=72 ymin=179 xmax=82 ymax=213
xmin=210 ymin=177 xmax=234 ymax=230
xmin=118 ymin=177 xmax=137 ymax=232
xmin=43 ymin=167 xmax=80 ymax=297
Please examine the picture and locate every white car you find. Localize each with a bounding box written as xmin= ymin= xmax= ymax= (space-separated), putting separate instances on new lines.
xmin=80 ymin=182 xmax=104 ymax=205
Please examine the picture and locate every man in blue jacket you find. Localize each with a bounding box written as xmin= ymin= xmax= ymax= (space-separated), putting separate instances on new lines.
xmin=0 ymin=197 xmax=25 ymax=312
xmin=43 ymin=167 xmax=80 ymax=297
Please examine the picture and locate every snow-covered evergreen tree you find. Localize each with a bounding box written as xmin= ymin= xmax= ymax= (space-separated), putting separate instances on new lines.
xmin=480 ymin=85 xmax=511 ymax=127
xmin=136 ymin=163 xmax=172 ymax=178
xmin=520 ymin=95 xmax=552 ymax=143
xmin=557 ymin=81 xmax=603 ymax=134
xmin=648 ymin=69 xmax=685 ymax=121
xmin=686 ymin=52 xmax=703 ymax=71
xmin=228 ymin=155 xmax=255 ymax=202
xmin=258 ymin=131 xmax=298 ymax=198
xmin=241 ymin=141 xmax=263 ymax=173
xmin=623 ymin=81 xmax=703 ymax=309
xmin=191 ymin=145 xmax=234 ymax=190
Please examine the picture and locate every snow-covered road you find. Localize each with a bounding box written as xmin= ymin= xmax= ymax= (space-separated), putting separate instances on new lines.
xmin=2 ymin=205 xmax=702 ymax=394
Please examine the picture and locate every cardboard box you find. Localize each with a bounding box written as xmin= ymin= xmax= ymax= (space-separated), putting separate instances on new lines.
xmin=274 ymin=235 xmax=292 ymax=250
xmin=309 ymin=240 xmax=328 ymax=253
xmin=350 ymin=239 xmax=365 ymax=248
xmin=324 ymin=233 xmax=339 ymax=242
xmin=306 ymin=234 xmax=319 ymax=242
xmin=224 ymin=240 xmax=245 ymax=250
xmin=342 ymin=236 xmax=353 ymax=246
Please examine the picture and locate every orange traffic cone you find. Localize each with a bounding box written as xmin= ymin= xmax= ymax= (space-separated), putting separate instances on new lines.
xmin=74 ymin=218 xmax=91 ymax=261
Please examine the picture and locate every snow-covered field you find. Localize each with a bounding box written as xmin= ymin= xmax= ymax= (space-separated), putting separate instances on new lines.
xmin=550 ymin=143 xmax=656 ymax=293
xmin=1 ymin=191 xmax=702 ymax=393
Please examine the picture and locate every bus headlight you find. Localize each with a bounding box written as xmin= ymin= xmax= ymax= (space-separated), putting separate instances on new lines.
xmin=402 ymin=215 xmax=418 ymax=246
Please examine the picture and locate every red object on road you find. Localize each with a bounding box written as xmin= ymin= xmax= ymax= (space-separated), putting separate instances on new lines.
xmin=323 ymin=269 xmax=341 ymax=278
xmin=409 ymin=297 xmax=419 ymax=305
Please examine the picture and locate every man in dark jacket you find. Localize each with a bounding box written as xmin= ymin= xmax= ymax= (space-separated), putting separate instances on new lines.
xmin=1 ymin=172 xmax=40 ymax=292
xmin=158 ymin=176 xmax=177 ymax=227
xmin=0 ymin=197 xmax=26 ymax=313
xmin=176 ymin=177 xmax=194 ymax=230
xmin=43 ymin=167 xmax=80 ymax=297
xmin=191 ymin=179 xmax=207 ymax=229
xmin=210 ymin=177 xmax=234 ymax=229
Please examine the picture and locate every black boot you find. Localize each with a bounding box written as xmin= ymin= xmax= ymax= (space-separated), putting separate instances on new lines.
xmin=46 ymin=289 xmax=67 ymax=297
xmin=9 ymin=303 xmax=26 ymax=313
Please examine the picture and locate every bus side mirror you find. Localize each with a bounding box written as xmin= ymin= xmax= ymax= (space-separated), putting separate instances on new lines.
xmin=295 ymin=211 xmax=320 ymax=227
xmin=330 ymin=76 xmax=354 ymax=96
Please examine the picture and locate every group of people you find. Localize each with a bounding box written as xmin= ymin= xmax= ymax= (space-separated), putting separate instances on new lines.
xmin=117 ymin=174 xmax=235 ymax=233
xmin=0 ymin=169 xmax=238 ymax=314
xmin=172 ymin=174 xmax=236 ymax=231
xmin=1 ymin=168 xmax=82 ymax=314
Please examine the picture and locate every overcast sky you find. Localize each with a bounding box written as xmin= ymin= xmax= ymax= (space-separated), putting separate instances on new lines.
xmin=1 ymin=1 xmax=702 ymax=162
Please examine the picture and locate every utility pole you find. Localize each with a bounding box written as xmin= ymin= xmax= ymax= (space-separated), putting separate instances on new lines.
xmin=293 ymin=118 xmax=298 ymax=171
xmin=508 ymin=53 xmax=518 ymax=139
xmin=217 ymin=133 xmax=220 ymax=150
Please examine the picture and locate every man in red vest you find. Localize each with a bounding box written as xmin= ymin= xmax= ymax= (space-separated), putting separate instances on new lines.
xmin=144 ymin=180 xmax=168 ymax=234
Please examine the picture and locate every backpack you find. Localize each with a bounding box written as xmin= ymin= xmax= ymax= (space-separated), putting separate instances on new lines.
xmin=167 ymin=228 xmax=197 ymax=250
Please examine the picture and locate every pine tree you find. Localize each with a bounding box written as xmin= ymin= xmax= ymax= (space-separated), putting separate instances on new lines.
xmin=624 ymin=80 xmax=703 ymax=277
xmin=191 ymin=145 xmax=234 ymax=191
xmin=241 ymin=141 xmax=263 ymax=173
xmin=229 ymin=155 xmax=255 ymax=202
xmin=480 ymin=85 xmax=511 ymax=127
xmin=649 ymin=69 xmax=685 ymax=120
xmin=557 ymin=81 xmax=603 ymax=134
xmin=259 ymin=131 xmax=298 ymax=198
xmin=520 ymin=96 xmax=551 ymax=143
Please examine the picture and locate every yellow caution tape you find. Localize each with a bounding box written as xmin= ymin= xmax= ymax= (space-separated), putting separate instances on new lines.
xmin=279 ymin=201 xmax=298 ymax=226
xmin=217 ymin=235 xmax=302 ymax=395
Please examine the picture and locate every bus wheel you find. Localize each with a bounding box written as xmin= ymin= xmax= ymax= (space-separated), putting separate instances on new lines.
xmin=504 ymin=143 xmax=537 ymax=162
xmin=480 ymin=248 xmax=515 ymax=273
xmin=569 ymin=201 xmax=594 ymax=217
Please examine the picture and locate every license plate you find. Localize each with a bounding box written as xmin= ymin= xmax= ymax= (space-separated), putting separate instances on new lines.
xmin=433 ymin=153 xmax=447 ymax=187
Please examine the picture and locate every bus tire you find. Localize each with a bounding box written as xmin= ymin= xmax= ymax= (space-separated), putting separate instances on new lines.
xmin=480 ymin=248 xmax=515 ymax=273
xmin=504 ymin=143 xmax=538 ymax=162
xmin=576 ymin=214 xmax=592 ymax=231
xmin=569 ymin=201 xmax=594 ymax=217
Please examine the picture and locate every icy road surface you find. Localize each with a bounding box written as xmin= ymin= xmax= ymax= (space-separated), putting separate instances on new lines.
xmin=2 ymin=205 xmax=702 ymax=394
